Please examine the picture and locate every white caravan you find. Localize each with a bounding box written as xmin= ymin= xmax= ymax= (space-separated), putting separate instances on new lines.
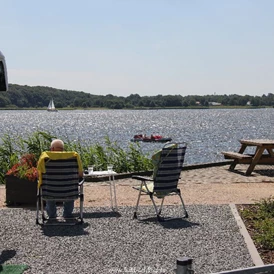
xmin=0 ymin=51 xmax=8 ymax=91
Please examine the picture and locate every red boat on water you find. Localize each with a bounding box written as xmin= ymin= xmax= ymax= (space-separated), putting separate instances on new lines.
xmin=131 ymin=134 xmax=172 ymax=143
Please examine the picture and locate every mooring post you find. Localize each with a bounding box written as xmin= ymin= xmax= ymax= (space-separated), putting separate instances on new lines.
xmin=176 ymin=257 xmax=193 ymax=274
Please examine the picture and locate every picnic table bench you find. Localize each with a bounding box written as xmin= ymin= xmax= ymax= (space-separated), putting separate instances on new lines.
xmin=222 ymin=139 xmax=274 ymax=176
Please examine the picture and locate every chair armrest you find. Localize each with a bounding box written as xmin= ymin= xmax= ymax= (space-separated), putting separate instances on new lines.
xmin=78 ymin=178 xmax=85 ymax=186
xmin=132 ymin=175 xmax=153 ymax=182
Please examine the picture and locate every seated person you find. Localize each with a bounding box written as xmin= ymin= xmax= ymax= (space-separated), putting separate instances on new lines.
xmin=37 ymin=139 xmax=83 ymax=218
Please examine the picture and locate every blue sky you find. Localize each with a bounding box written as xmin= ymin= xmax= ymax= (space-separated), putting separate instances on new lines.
xmin=1 ymin=0 xmax=274 ymax=97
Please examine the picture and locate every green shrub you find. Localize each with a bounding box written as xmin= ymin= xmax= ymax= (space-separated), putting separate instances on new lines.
xmin=257 ymin=197 xmax=274 ymax=218
xmin=0 ymin=131 xmax=154 ymax=184
xmin=253 ymin=218 xmax=274 ymax=249
xmin=241 ymin=197 xmax=274 ymax=250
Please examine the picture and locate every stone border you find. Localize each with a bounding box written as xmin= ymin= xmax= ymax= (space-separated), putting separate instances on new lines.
xmin=229 ymin=204 xmax=264 ymax=266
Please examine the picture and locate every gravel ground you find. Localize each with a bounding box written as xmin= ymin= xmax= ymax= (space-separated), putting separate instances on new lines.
xmin=0 ymin=205 xmax=254 ymax=274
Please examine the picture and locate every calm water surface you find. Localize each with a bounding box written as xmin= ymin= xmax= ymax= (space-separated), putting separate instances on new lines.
xmin=1 ymin=108 xmax=274 ymax=165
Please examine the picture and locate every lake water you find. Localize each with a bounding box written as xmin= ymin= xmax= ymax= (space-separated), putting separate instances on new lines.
xmin=0 ymin=108 xmax=274 ymax=165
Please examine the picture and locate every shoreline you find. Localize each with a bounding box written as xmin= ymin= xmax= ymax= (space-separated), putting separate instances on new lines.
xmin=0 ymin=106 xmax=272 ymax=110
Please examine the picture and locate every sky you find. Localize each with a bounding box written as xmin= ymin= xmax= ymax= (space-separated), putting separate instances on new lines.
xmin=1 ymin=0 xmax=274 ymax=97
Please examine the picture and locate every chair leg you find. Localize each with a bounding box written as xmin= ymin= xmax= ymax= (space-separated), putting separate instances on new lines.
xmin=177 ymin=190 xmax=188 ymax=218
xmin=40 ymin=196 xmax=46 ymax=224
xmin=133 ymin=184 xmax=143 ymax=219
xmin=149 ymin=194 xmax=161 ymax=220
xmin=79 ymin=193 xmax=84 ymax=224
xmin=158 ymin=197 xmax=165 ymax=215
xmin=36 ymin=192 xmax=40 ymax=225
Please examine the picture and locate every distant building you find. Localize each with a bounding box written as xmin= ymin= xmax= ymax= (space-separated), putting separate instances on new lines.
xmin=209 ymin=102 xmax=222 ymax=106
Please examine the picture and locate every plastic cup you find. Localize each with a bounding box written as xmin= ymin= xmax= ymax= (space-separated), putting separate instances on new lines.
xmin=107 ymin=164 xmax=113 ymax=172
xmin=88 ymin=165 xmax=94 ymax=174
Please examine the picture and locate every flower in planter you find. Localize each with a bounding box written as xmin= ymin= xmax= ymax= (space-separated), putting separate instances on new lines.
xmin=6 ymin=154 xmax=38 ymax=182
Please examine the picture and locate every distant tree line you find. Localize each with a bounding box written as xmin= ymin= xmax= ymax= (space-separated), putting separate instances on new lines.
xmin=0 ymin=84 xmax=273 ymax=109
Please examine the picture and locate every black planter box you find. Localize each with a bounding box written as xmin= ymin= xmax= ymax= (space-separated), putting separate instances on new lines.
xmin=5 ymin=175 xmax=37 ymax=206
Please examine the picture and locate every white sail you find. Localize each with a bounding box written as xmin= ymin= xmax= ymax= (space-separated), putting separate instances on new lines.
xmin=47 ymin=99 xmax=58 ymax=112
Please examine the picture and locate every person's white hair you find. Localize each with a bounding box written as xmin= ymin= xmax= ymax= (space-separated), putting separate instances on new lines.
xmin=50 ymin=139 xmax=64 ymax=151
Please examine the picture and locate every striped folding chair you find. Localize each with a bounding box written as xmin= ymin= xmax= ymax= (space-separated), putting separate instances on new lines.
xmin=132 ymin=142 xmax=187 ymax=221
xmin=36 ymin=152 xmax=84 ymax=225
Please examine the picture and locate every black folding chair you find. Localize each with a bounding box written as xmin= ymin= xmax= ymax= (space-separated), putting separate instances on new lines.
xmin=36 ymin=152 xmax=84 ymax=225
xmin=132 ymin=142 xmax=187 ymax=221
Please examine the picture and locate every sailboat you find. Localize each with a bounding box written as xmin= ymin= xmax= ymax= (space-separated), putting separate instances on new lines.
xmin=47 ymin=99 xmax=58 ymax=112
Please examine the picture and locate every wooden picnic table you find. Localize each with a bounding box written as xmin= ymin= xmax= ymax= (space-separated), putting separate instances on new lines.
xmin=222 ymin=139 xmax=274 ymax=176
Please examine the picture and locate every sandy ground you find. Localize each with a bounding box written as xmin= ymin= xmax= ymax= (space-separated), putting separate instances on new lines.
xmin=1 ymin=164 xmax=274 ymax=208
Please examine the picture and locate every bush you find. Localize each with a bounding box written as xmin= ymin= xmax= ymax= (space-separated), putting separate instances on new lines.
xmin=0 ymin=131 xmax=154 ymax=184
xmin=254 ymin=218 xmax=274 ymax=249
xmin=241 ymin=197 xmax=274 ymax=250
